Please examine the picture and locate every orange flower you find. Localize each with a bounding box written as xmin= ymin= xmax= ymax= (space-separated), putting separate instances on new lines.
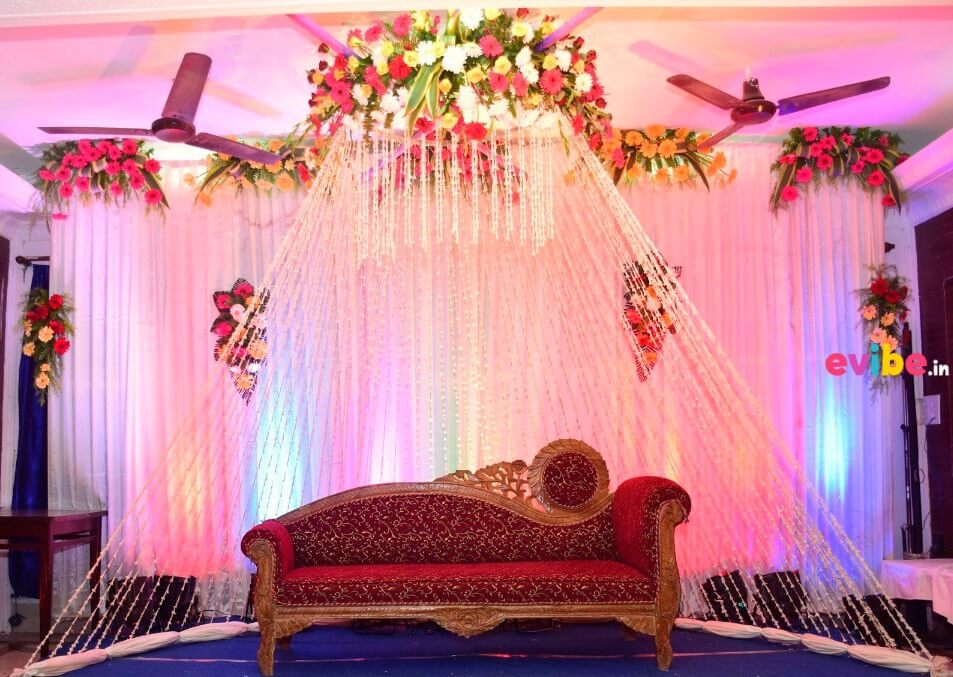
xmin=645 ymin=124 xmax=667 ymax=140
xmin=658 ymin=139 xmax=678 ymax=159
xmin=624 ymin=130 xmax=644 ymax=147
xmin=653 ymin=167 xmax=669 ymax=183
xmin=673 ymin=165 xmax=691 ymax=182
xmin=626 ymin=164 xmax=645 ymax=181
xmin=675 ymin=127 xmax=690 ymax=140
xmin=696 ymin=132 xmax=712 ymax=147
xmin=641 ymin=142 xmax=658 ymax=159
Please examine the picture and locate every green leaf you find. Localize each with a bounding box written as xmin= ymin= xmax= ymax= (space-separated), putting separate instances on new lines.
xmin=406 ymin=64 xmax=439 ymax=129
xmin=770 ymin=160 xmax=797 ymax=210
xmin=683 ymin=153 xmax=710 ymax=191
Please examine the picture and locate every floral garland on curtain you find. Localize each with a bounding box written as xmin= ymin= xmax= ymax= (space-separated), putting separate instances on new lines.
xmin=210 ymin=279 xmax=269 ymax=401
xmin=33 ymin=138 xmax=168 ymax=220
xmin=856 ymin=264 xmax=910 ymax=392
xmin=600 ymin=126 xmax=735 ymax=187
xmin=188 ymin=125 xmax=323 ymax=203
xmin=770 ymin=126 xmax=906 ymax=211
xmin=623 ymin=255 xmax=677 ymax=381
xmin=20 ymin=290 xmax=73 ymax=404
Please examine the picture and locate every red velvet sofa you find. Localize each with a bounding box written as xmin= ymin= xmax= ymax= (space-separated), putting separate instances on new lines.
xmin=241 ymin=439 xmax=691 ymax=675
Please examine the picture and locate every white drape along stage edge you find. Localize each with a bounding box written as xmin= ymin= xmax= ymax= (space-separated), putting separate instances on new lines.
xmin=25 ymin=143 xmax=899 ymax=614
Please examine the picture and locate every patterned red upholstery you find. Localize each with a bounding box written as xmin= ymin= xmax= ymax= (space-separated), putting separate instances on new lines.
xmin=612 ymin=476 xmax=692 ymax=579
xmin=241 ymin=519 xmax=295 ymax=578
xmin=541 ymin=451 xmax=599 ymax=508
xmin=274 ymin=560 xmax=655 ymax=606
xmin=283 ymin=493 xmax=616 ymax=566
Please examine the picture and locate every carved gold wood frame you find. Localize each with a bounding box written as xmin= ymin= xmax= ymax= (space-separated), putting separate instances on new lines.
xmin=246 ymin=498 xmax=687 ymax=675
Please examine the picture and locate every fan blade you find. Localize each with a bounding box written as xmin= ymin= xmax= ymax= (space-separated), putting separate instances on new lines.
xmin=697 ymin=122 xmax=744 ymax=151
xmin=186 ymin=133 xmax=280 ymax=164
xmin=667 ymin=74 xmax=741 ymax=110
xmin=161 ymin=52 xmax=212 ymax=124
xmin=778 ymin=76 xmax=890 ymax=116
xmin=39 ymin=126 xmax=154 ymax=136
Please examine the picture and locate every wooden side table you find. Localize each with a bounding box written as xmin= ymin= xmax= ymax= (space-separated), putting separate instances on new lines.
xmin=0 ymin=509 xmax=107 ymax=657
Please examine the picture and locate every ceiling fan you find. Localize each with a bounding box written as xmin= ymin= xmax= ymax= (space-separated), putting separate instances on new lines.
xmin=39 ymin=52 xmax=280 ymax=165
xmin=667 ymin=73 xmax=890 ymax=151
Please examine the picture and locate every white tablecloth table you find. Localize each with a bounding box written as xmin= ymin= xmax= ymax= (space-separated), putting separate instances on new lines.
xmin=881 ymin=559 xmax=953 ymax=621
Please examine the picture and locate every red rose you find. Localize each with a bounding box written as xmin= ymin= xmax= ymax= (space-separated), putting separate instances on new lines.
xmin=214 ymin=292 xmax=232 ymax=310
xmin=881 ymin=195 xmax=897 ymax=207
xmin=463 ymin=122 xmax=487 ymax=141
xmin=870 ymin=278 xmax=889 ymax=296
xmin=53 ymin=337 xmax=71 ymax=355
xmin=25 ymin=310 xmax=38 ymax=323
xmin=588 ymin=132 xmax=603 ymax=151
xmin=571 ymin=114 xmax=585 ymax=135
xmin=49 ymin=320 xmax=64 ymax=335
xmin=885 ymin=290 xmax=901 ymax=304
xmin=900 ymin=286 xmax=908 ymax=299
xmin=516 ymin=7 xmax=529 ymax=17
xmin=34 ymin=304 xmax=49 ymax=320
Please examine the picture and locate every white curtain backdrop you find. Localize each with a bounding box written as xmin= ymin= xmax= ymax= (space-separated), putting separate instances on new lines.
xmin=7 ymin=143 xmax=901 ymax=612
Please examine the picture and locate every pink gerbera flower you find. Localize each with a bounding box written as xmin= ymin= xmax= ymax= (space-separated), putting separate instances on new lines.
xmin=109 ymin=181 xmax=123 ymax=196
xmin=144 ymin=188 xmax=163 ymax=205
xmin=851 ymin=160 xmax=865 ymax=174
xmin=512 ymin=72 xmax=529 ymax=97
xmin=144 ymin=158 xmax=161 ymax=174
xmin=392 ymin=13 xmax=412 ymax=37
xmin=75 ymin=176 xmax=91 ymax=192
xmin=540 ymin=69 xmax=563 ymax=95
xmin=781 ymin=185 xmax=799 ymax=202
xmin=802 ymin=127 xmax=819 ymax=142
xmin=54 ymin=166 xmax=71 ymax=182
xmin=867 ymin=169 xmax=885 ymax=187
xmin=795 ymin=166 xmax=813 ymax=183
xmin=38 ymin=168 xmax=55 ymax=182
xmin=58 ymin=183 xmax=74 ymax=198
xmin=479 ymin=34 xmax=503 ymax=58
xmin=105 ymin=161 xmax=121 ymax=176
xmin=121 ymin=138 xmax=139 ymax=155
xmin=128 ymin=172 xmax=145 ymax=190
xmin=487 ymin=71 xmax=508 ymax=93
xmin=865 ymin=148 xmax=885 ymax=164
xmin=816 ymin=154 xmax=834 ymax=171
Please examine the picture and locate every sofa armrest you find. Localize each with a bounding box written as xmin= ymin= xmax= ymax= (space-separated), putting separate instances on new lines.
xmin=241 ymin=519 xmax=295 ymax=579
xmin=612 ymin=477 xmax=691 ymax=580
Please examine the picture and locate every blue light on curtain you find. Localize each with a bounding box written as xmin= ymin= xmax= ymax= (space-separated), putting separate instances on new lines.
xmin=9 ymin=264 xmax=49 ymax=598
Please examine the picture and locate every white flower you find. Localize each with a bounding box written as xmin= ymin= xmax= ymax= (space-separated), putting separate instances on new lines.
xmin=514 ymin=46 xmax=532 ymax=68
xmin=341 ymin=115 xmax=363 ymax=134
xmin=462 ymin=42 xmax=483 ymax=59
xmin=646 ymin=296 xmax=662 ymax=312
xmin=380 ymin=93 xmax=401 ymax=113
xmin=417 ymin=41 xmax=438 ymax=66
xmin=555 ymin=49 xmax=571 ymax=71
xmin=352 ymin=83 xmax=369 ymax=106
xmin=488 ymin=98 xmax=509 ymax=119
xmin=519 ymin=64 xmax=539 ymax=85
xmin=441 ymin=45 xmax=467 ymax=74
xmin=456 ymin=86 xmax=479 ymax=114
xmin=229 ymin=304 xmax=246 ymax=322
xmin=247 ymin=362 xmax=261 ymax=374
xmin=251 ymin=314 xmax=267 ymax=330
xmin=371 ymin=44 xmax=390 ymax=67
xmin=574 ymin=72 xmax=593 ymax=94
xmin=459 ymin=8 xmax=483 ymax=30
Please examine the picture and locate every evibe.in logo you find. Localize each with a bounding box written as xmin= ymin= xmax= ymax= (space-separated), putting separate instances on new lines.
xmin=825 ymin=343 xmax=949 ymax=377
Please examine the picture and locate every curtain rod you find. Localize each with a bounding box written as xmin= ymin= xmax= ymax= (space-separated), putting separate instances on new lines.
xmin=15 ymin=255 xmax=50 ymax=267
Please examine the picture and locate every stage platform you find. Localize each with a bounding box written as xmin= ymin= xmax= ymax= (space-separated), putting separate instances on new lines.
xmin=69 ymin=621 xmax=912 ymax=676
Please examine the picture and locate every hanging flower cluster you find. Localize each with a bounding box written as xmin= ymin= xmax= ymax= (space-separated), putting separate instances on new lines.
xmin=33 ymin=138 xmax=167 ymax=219
xmin=623 ymin=255 xmax=678 ymax=381
xmin=600 ymin=125 xmax=735 ymax=187
xmin=189 ymin=125 xmax=322 ymax=204
xmin=307 ymin=9 xmax=610 ymax=149
xmin=21 ymin=290 xmax=73 ymax=405
xmin=210 ymin=279 xmax=268 ymax=401
xmin=771 ymin=126 xmax=906 ymax=211
xmin=856 ymin=264 xmax=910 ymax=391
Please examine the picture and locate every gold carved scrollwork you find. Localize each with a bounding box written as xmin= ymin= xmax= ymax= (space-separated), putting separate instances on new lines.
xmin=435 ymin=460 xmax=534 ymax=505
xmin=432 ymin=607 xmax=504 ymax=638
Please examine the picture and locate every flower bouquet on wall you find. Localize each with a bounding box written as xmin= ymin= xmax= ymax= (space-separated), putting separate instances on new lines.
xmin=210 ymin=279 xmax=269 ymax=401
xmin=856 ymin=264 xmax=910 ymax=392
xmin=32 ymin=138 xmax=168 ymax=222
xmin=600 ymin=126 xmax=735 ymax=187
xmin=623 ymin=255 xmax=678 ymax=381
xmin=770 ymin=126 xmax=906 ymax=210
xmin=20 ymin=290 xmax=73 ymax=405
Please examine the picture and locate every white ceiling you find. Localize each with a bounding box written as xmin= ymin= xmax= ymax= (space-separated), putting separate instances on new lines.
xmin=2 ymin=4 xmax=953 ymax=178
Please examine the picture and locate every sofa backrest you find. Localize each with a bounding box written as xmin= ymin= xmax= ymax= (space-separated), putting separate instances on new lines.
xmin=280 ymin=439 xmax=617 ymax=566
xmin=283 ymin=489 xmax=615 ymax=565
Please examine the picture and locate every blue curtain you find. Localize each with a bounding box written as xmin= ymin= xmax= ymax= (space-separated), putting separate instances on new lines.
xmin=9 ymin=264 xmax=49 ymax=598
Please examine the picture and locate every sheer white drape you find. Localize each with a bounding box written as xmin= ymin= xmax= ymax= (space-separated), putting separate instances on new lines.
xmin=30 ymin=144 xmax=900 ymax=613
xmin=44 ymin=164 xmax=301 ymax=606
xmin=622 ymin=142 xmax=901 ymax=567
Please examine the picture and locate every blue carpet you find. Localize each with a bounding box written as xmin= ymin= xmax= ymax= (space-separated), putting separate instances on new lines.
xmin=77 ymin=622 xmax=900 ymax=676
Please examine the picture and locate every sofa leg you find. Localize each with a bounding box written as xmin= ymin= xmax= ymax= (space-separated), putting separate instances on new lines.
xmin=277 ymin=635 xmax=292 ymax=650
xmin=258 ymin=624 xmax=276 ymax=676
xmin=655 ymin=626 xmax=673 ymax=671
